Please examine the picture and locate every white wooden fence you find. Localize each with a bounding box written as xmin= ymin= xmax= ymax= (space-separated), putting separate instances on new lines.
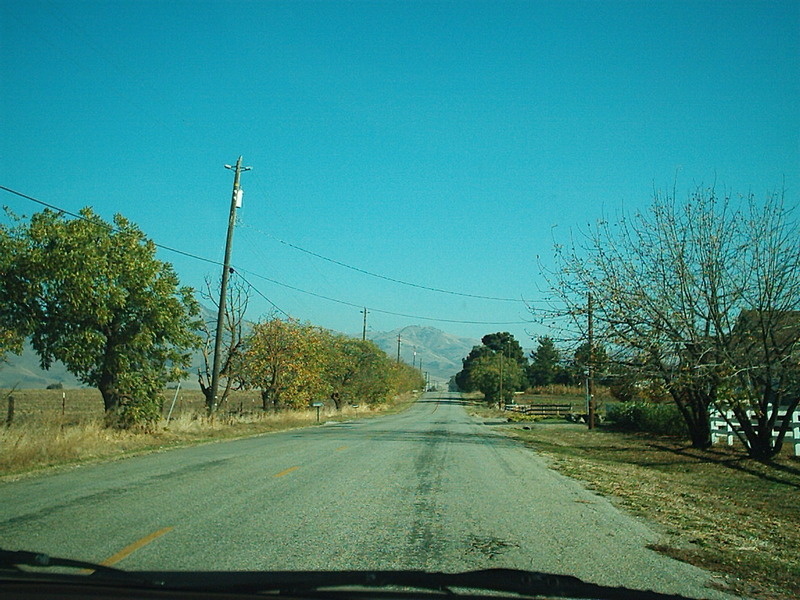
xmin=710 ymin=406 xmax=800 ymax=456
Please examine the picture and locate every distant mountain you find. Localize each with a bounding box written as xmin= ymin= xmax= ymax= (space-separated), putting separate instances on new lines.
xmin=0 ymin=340 xmax=83 ymax=389
xmin=368 ymin=326 xmax=479 ymax=382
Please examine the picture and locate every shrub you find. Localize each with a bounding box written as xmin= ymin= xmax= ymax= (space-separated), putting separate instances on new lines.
xmin=506 ymin=412 xmax=541 ymax=423
xmin=606 ymin=400 xmax=687 ymax=437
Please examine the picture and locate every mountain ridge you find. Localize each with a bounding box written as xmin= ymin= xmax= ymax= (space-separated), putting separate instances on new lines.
xmin=367 ymin=325 xmax=479 ymax=383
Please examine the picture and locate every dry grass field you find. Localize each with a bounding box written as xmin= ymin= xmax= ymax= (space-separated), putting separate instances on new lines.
xmin=1 ymin=387 xmax=275 ymax=423
xmin=0 ymin=387 xmax=416 ymax=478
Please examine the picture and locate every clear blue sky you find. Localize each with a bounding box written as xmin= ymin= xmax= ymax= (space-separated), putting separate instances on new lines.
xmin=2 ymin=0 xmax=798 ymax=349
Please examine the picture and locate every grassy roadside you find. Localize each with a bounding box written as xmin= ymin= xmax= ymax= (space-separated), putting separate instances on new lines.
xmin=469 ymin=403 xmax=800 ymax=600
xmin=1 ymin=389 xmax=421 ymax=479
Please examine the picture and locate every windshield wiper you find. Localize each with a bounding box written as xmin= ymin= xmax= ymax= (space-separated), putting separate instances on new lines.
xmin=0 ymin=548 xmax=161 ymax=587
xmin=134 ymin=568 xmax=700 ymax=600
xmin=1 ymin=550 xmax=702 ymax=600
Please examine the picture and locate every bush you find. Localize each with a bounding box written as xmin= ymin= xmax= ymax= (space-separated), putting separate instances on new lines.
xmin=506 ymin=412 xmax=541 ymax=423
xmin=606 ymin=401 xmax=687 ymax=437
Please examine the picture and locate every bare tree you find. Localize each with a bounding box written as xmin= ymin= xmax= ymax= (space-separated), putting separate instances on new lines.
xmin=198 ymin=275 xmax=251 ymax=413
xmin=548 ymin=187 xmax=799 ymax=457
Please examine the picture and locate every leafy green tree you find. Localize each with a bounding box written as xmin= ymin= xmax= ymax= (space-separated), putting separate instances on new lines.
xmin=322 ymin=335 xmax=389 ymax=408
xmin=0 ymin=208 xmax=201 ymax=425
xmin=571 ymin=341 xmax=609 ymax=385
xmin=455 ymin=332 xmax=527 ymax=392
xmin=454 ymin=344 xmax=493 ymax=391
xmin=387 ymin=360 xmax=426 ymax=398
xmin=241 ymin=325 xmax=423 ymax=412
xmin=470 ymin=353 xmax=525 ymax=406
xmin=0 ymin=328 xmax=22 ymax=365
xmin=527 ymin=336 xmax=561 ymax=386
xmin=240 ymin=318 xmax=327 ymax=411
xmin=481 ymin=332 xmax=527 ymax=366
xmin=0 ymin=233 xmax=25 ymax=364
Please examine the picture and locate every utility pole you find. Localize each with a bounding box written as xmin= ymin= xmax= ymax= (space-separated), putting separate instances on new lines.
xmin=587 ymin=292 xmax=596 ymax=430
xmin=361 ymin=308 xmax=368 ymax=341
xmin=396 ymin=333 xmax=401 ymax=364
xmin=498 ymin=349 xmax=504 ymax=409
xmin=209 ymin=156 xmax=251 ymax=414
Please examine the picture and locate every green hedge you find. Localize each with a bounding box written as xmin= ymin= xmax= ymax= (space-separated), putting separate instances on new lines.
xmin=606 ymin=400 xmax=687 ymax=436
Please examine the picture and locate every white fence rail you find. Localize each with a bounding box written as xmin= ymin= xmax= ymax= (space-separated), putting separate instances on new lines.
xmin=710 ymin=406 xmax=800 ymax=456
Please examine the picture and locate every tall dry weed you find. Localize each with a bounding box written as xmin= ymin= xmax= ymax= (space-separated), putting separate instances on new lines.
xmin=1 ymin=392 xmax=407 ymax=476
xmin=1 ymin=416 xmax=143 ymax=475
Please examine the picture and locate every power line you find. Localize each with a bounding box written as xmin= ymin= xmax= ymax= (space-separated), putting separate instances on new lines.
xmin=0 ymin=185 xmax=223 ymax=268
xmin=237 ymin=268 xmax=530 ymax=325
xmin=0 ymin=185 xmax=529 ymax=326
xmin=232 ymin=270 xmax=291 ymax=319
xmin=240 ymin=222 xmax=524 ymax=303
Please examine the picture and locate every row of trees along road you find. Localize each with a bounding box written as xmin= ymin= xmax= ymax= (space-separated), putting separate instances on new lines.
xmin=527 ymin=337 xmax=609 ymax=387
xmin=210 ymin=315 xmax=423 ymax=413
xmin=0 ymin=208 xmax=424 ymax=426
xmin=548 ymin=188 xmax=799 ymax=460
xmin=455 ymin=332 xmax=610 ymax=405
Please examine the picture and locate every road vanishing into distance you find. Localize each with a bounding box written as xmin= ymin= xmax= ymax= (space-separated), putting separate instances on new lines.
xmin=1 ymin=392 xmax=734 ymax=599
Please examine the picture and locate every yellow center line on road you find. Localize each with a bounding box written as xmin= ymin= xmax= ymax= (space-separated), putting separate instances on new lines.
xmin=80 ymin=526 xmax=173 ymax=572
xmin=100 ymin=526 xmax=174 ymax=566
xmin=273 ymin=465 xmax=300 ymax=478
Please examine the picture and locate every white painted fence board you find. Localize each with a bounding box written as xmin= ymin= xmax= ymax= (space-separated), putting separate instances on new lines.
xmin=710 ymin=406 xmax=800 ymax=456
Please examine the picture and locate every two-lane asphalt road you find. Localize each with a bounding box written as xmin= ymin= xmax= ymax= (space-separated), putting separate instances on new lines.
xmin=1 ymin=393 xmax=733 ymax=598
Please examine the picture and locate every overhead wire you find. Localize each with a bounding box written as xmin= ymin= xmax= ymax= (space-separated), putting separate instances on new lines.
xmin=237 ymin=267 xmax=531 ymax=325
xmin=232 ymin=270 xmax=291 ymax=320
xmin=3 ymin=6 xmax=558 ymax=332
xmin=240 ymin=222 xmax=524 ymax=303
xmin=0 ymin=185 xmax=223 ymax=268
xmin=0 ymin=185 xmax=533 ymax=327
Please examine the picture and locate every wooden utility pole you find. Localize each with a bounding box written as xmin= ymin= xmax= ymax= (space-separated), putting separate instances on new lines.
xmin=587 ymin=292 xmax=596 ymax=429
xmin=498 ymin=349 xmax=504 ymax=409
xmin=209 ymin=156 xmax=250 ymax=414
xmin=396 ymin=333 xmax=401 ymax=364
xmin=361 ymin=308 xmax=368 ymax=341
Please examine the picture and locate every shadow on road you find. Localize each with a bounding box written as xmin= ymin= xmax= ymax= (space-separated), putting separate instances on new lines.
xmin=296 ymin=425 xmax=519 ymax=448
xmin=417 ymin=397 xmax=469 ymax=406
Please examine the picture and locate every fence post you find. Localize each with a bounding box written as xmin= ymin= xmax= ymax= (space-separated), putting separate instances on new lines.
xmin=166 ymin=382 xmax=181 ymax=424
xmin=5 ymin=394 xmax=13 ymax=427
